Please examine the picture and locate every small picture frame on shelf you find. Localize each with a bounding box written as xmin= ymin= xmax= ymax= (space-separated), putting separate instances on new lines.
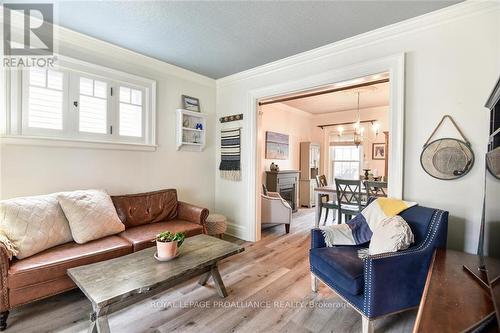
xmin=182 ymin=95 xmax=201 ymax=112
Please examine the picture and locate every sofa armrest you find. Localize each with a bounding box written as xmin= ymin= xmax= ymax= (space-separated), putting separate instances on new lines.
xmin=0 ymin=244 xmax=10 ymax=312
xmin=177 ymin=201 xmax=209 ymax=231
xmin=311 ymin=229 xmax=326 ymax=249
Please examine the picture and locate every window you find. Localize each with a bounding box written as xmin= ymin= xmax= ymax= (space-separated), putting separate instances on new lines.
xmin=330 ymin=144 xmax=362 ymax=182
xmin=78 ymin=77 xmax=108 ymax=134
xmin=12 ymin=56 xmax=156 ymax=148
xmin=119 ymin=86 xmax=143 ymax=137
xmin=26 ymin=68 xmax=65 ymax=131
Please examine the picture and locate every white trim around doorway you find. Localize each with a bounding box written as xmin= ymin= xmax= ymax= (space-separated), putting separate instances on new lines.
xmin=248 ymin=53 xmax=405 ymax=242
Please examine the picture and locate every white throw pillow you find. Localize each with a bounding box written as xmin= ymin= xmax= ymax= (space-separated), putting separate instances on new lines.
xmin=0 ymin=193 xmax=73 ymax=259
xmin=58 ymin=190 xmax=124 ymax=244
xmin=369 ymin=215 xmax=414 ymax=256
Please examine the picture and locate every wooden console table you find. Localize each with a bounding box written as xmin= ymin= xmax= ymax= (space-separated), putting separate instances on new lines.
xmin=413 ymin=249 xmax=500 ymax=333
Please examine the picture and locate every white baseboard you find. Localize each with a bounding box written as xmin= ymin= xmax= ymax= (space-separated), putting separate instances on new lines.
xmin=224 ymin=221 xmax=248 ymax=241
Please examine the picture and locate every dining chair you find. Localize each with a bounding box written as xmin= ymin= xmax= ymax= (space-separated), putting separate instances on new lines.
xmin=334 ymin=178 xmax=364 ymax=223
xmin=363 ymin=180 xmax=388 ymax=197
xmin=315 ymin=175 xmax=338 ymax=225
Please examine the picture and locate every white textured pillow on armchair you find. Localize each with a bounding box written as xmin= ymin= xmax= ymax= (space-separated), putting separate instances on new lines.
xmin=0 ymin=193 xmax=73 ymax=259
xmin=58 ymin=190 xmax=124 ymax=244
xmin=368 ymin=215 xmax=414 ymax=256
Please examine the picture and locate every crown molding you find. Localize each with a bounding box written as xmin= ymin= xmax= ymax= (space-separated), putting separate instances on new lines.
xmin=54 ymin=26 xmax=216 ymax=87
xmin=216 ymin=1 xmax=499 ymax=88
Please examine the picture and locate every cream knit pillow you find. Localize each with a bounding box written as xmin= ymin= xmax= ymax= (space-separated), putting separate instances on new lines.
xmin=58 ymin=190 xmax=124 ymax=244
xmin=368 ymin=215 xmax=414 ymax=256
xmin=0 ymin=193 xmax=73 ymax=259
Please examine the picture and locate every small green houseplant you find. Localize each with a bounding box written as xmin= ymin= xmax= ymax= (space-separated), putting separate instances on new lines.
xmin=155 ymin=231 xmax=185 ymax=259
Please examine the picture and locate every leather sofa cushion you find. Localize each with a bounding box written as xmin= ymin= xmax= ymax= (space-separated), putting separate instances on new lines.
xmin=8 ymin=236 xmax=132 ymax=289
xmin=9 ymin=275 xmax=75 ymax=308
xmin=112 ymin=189 xmax=178 ymax=228
xmin=309 ymin=246 xmax=365 ymax=295
xmin=119 ymin=220 xmax=203 ymax=252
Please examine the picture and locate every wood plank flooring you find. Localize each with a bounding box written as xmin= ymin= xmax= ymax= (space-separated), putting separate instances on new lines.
xmin=7 ymin=209 xmax=416 ymax=333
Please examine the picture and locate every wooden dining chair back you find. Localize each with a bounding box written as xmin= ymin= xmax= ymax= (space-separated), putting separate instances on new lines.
xmin=315 ymin=175 xmax=337 ymax=225
xmin=364 ymin=181 xmax=388 ymax=198
xmin=335 ymin=178 xmax=363 ymax=222
xmin=316 ymin=175 xmax=328 ymax=187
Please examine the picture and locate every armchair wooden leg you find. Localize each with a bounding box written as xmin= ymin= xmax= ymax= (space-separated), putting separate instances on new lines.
xmin=285 ymin=224 xmax=290 ymax=234
xmin=362 ymin=316 xmax=374 ymax=333
xmin=323 ymin=208 xmax=329 ymax=225
xmin=311 ymin=273 xmax=318 ymax=293
xmin=0 ymin=311 xmax=9 ymax=331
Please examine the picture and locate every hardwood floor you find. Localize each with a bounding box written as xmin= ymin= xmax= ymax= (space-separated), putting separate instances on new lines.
xmin=7 ymin=209 xmax=416 ymax=333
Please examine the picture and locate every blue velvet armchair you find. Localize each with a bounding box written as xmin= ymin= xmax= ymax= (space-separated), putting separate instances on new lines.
xmin=309 ymin=205 xmax=448 ymax=333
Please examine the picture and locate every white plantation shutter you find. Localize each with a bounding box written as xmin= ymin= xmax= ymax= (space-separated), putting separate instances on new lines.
xmin=27 ymin=69 xmax=64 ymax=130
xmin=19 ymin=57 xmax=154 ymax=146
xmin=78 ymin=77 xmax=108 ymax=134
xmin=119 ymin=86 xmax=143 ymax=137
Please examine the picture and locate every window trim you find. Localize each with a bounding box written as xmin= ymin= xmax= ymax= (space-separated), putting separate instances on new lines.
xmin=3 ymin=55 xmax=157 ymax=150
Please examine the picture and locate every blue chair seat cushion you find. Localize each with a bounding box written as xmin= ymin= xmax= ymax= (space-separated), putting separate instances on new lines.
xmin=309 ymin=246 xmax=365 ymax=295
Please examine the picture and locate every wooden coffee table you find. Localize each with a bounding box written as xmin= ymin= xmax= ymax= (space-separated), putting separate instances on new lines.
xmin=67 ymin=234 xmax=244 ymax=333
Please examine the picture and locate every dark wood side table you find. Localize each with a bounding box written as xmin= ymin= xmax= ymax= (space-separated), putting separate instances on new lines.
xmin=413 ymin=249 xmax=500 ymax=333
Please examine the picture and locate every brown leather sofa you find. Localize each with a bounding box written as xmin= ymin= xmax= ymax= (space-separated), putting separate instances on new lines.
xmin=0 ymin=189 xmax=208 ymax=331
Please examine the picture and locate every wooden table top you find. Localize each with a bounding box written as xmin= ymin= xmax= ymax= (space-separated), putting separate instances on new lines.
xmin=414 ymin=249 xmax=500 ymax=333
xmin=67 ymin=234 xmax=244 ymax=307
xmin=314 ymin=185 xmax=337 ymax=193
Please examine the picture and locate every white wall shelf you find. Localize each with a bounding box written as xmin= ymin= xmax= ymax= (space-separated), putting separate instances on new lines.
xmin=176 ymin=109 xmax=207 ymax=151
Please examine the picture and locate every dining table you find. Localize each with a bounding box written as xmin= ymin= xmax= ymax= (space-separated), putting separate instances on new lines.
xmin=313 ymin=186 xmax=370 ymax=227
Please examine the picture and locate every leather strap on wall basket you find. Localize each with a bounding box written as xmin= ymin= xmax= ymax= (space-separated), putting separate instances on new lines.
xmin=420 ymin=115 xmax=474 ymax=180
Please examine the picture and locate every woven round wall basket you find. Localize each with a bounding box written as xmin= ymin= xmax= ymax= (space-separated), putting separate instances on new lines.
xmin=420 ymin=115 xmax=474 ymax=180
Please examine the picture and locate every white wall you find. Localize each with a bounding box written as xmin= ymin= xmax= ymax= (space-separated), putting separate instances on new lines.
xmin=0 ymin=25 xmax=217 ymax=210
xmin=215 ymin=2 xmax=500 ymax=254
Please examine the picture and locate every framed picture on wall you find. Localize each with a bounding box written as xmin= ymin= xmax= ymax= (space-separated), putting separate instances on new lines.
xmin=372 ymin=143 xmax=386 ymax=160
xmin=265 ymin=131 xmax=289 ymax=160
xmin=182 ymin=95 xmax=201 ymax=112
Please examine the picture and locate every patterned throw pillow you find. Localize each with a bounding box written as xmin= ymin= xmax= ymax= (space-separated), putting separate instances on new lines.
xmin=0 ymin=193 xmax=73 ymax=259
xmin=368 ymin=215 xmax=414 ymax=256
xmin=58 ymin=190 xmax=124 ymax=244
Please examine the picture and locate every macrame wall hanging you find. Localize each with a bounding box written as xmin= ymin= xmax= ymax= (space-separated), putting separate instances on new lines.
xmin=420 ymin=115 xmax=474 ymax=180
xmin=219 ymin=127 xmax=241 ymax=181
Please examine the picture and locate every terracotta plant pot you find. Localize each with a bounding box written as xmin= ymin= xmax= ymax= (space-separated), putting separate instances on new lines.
xmin=156 ymin=240 xmax=178 ymax=259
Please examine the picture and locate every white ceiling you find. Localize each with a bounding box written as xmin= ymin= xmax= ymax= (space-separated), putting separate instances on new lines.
xmin=279 ymin=80 xmax=389 ymax=114
xmin=47 ymin=1 xmax=462 ymax=79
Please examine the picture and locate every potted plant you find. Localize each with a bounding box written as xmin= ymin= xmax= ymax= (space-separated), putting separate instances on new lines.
xmin=155 ymin=231 xmax=186 ymax=260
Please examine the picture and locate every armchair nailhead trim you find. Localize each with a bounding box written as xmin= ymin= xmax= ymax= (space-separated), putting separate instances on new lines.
xmin=362 ymin=210 xmax=444 ymax=317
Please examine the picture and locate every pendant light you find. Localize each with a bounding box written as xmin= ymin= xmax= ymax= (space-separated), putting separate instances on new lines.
xmin=353 ymin=92 xmax=363 ymax=147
